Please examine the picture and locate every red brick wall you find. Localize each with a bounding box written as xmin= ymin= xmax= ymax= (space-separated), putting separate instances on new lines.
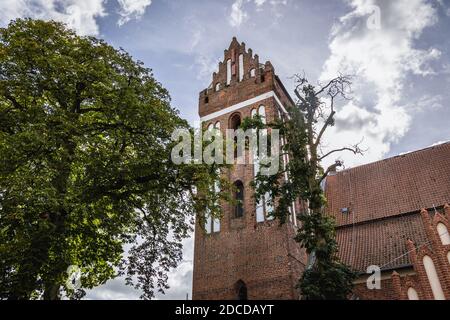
xmin=192 ymin=219 xmax=305 ymax=300
xmin=352 ymin=207 xmax=450 ymax=300
xmin=353 ymin=278 xmax=398 ymax=300
xmin=192 ymin=38 xmax=305 ymax=300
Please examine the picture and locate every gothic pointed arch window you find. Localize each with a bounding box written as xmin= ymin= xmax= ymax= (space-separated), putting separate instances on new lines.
xmin=436 ymin=223 xmax=450 ymax=245
xmin=234 ymin=180 xmax=244 ymax=218
xmin=238 ymin=54 xmax=244 ymax=82
xmin=251 ymin=107 xmax=273 ymax=222
xmin=204 ymin=123 xmax=221 ymax=234
xmin=235 ymin=280 xmax=247 ymax=300
xmin=229 ymin=113 xmax=241 ymax=130
xmin=230 ymin=113 xmax=241 ymax=160
xmin=257 ymin=105 xmax=266 ymax=124
xmin=226 ymin=59 xmax=232 ymax=85
xmin=423 ymin=255 xmax=445 ymax=300
xmin=212 ymin=121 xmax=221 ymax=232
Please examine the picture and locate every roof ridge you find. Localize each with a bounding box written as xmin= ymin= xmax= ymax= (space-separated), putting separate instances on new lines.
xmin=335 ymin=140 xmax=450 ymax=174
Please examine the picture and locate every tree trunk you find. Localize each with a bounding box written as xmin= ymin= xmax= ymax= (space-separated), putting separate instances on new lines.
xmin=43 ymin=283 xmax=61 ymax=300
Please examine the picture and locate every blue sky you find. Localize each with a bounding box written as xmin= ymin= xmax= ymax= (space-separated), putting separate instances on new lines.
xmin=1 ymin=0 xmax=449 ymax=299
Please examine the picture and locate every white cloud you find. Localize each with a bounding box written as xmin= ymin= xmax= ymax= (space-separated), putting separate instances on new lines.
xmin=229 ymin=0 xmax=288 ymax=27
xmin=229 ymin=0 xmax=248 ymax=27
xmin=411 ymin=94 xmax=443 ymax=112
xmin=85 ymin=277 xmax=141 ymax=300
xmin=0 ymin=0 xmax=106 ymax=36
xmin=0 ymin=0 xmax=153 ymax=35
xmin=319 ymin=0 xmax=440 ymax=168
xmin=181 ymin=16 xmax=221 ymax=82
xmin=193 ymin=54 xmax=220 ymax=81
xmin=117 ymin=0 xmax=152 ymax=26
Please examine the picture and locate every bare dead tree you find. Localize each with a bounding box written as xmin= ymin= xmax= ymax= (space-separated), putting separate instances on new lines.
xmin=294 ymin=74 xmax=365 ymax=182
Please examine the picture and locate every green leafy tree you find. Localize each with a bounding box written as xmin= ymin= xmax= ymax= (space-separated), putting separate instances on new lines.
xmin=243 ymin=74 xmax=363 ymax=299
xmin=0 ymin=19 xmax=222 ymax=300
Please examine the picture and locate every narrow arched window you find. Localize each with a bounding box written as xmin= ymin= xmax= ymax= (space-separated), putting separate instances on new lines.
xmin=423 ymin=255 xmax=445 ymax=300
xmin=250 ymin=68 xmax=255 ymax=78
xmin=206 ymin=123 xmax=221 ymax=233
xmin=407 ymin=287 xmax=419 ymax=300
xmin=205 ymin=210 xmax=212 ymax=234
xmin=238 ymin=54 xmax=244 ymax=82
xmin=258 ymin=105 xmax=266 ymax=124
xmin=235 ymin=280 xmax=247 ymax=300
xmin=251 ymin=107 xmax=263 ymax=220
xmin=215 ymin=82 xmax=220 ymax=91
xmin=212 ymin=167 xmax=221 ymax=233
xmin=234 ymin=180 xmax=244 ymax=218
xmin=230 ymin=113 xmax=241 ymax=130
xmin=226 ymin=59 xmax=231 ymax=85
xmin=437 ymin=223 xmax=450 ymax=245
xmin=252 ymin=105 xmax=272 ymax=222
xmin=230 ymin=113 xmax=241 ymax=160
xmin=251 ymin=112 xmax=264 ymax=222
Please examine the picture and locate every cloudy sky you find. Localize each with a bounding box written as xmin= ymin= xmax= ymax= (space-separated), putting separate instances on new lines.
xmin=1 ymin=0 xmax=449 ymax=299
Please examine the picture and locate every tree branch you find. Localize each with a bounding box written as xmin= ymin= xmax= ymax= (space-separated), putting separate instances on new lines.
xmin=314 ymin=110 xmax=335 ymax=148
xmin=314 ymin=78 xmax=337 ymax=96
xmin=319 ymin=160 xmax=343 ymax=183
xmin=318 ymin=141 xmax=365 ymax=161
xmin=294 ymin=87 xmax=307 ymax=104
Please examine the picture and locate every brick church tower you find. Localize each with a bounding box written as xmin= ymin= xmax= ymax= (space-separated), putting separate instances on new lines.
xmin=192 ymin=38 xmax=307 ymax=300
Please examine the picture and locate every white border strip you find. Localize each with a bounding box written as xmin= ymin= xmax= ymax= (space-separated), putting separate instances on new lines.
xmin=200 ymin=90 xmax=288 ymax=122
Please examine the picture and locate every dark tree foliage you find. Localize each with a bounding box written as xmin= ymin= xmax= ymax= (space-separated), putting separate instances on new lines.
xmin=0 ymin=19 xmax=222 ymax=300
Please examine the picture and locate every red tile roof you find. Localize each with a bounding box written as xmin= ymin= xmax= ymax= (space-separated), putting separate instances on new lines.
xmin=325 ymin=142 xmax=450 ymax=271
xmin=336 ymin=213 xmax=428 ymax=271
xmin=325 ymin=142 xmax=450 ymax=227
